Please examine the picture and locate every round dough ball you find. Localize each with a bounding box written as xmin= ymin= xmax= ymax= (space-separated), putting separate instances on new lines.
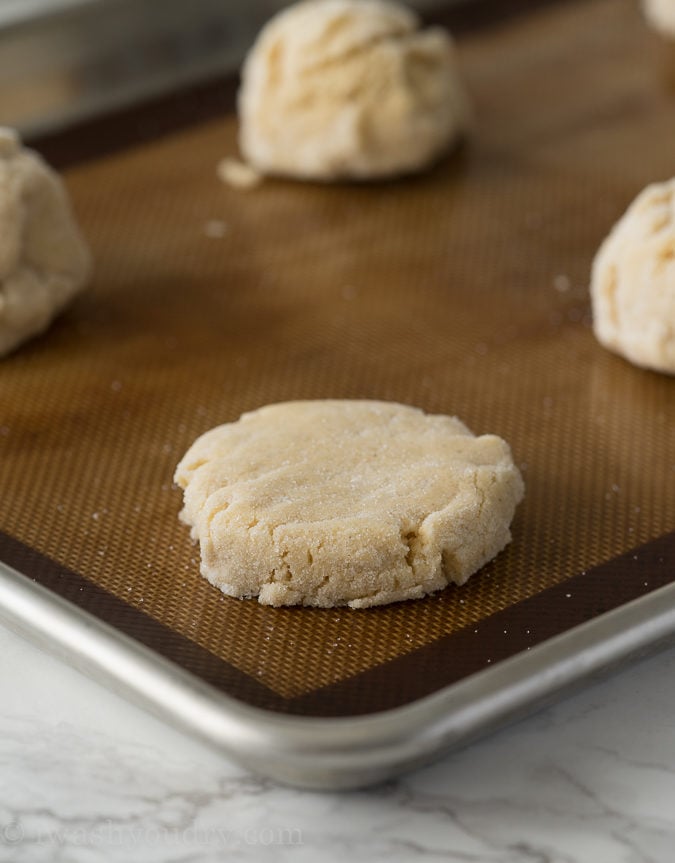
xmin=238 ymin=0 xmax=469 ymax=181
xmin=0 ymin=127 xmax=91 ymax=358
xmin=643 ymin=0 xmax=675 ymax=37
xmin=591 ymin=178 xmax=675 ymax=374
xmin=174 ymin=401 xmax=524 ymax=609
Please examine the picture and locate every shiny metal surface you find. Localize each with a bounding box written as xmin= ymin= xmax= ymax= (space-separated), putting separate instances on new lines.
xmin=1 ymin=558 xmax=674 ymax=789
xmin=2 ymin=0 xmax=673 ymax=791
xmin=0 ymin=0 xmax=272 ymax=136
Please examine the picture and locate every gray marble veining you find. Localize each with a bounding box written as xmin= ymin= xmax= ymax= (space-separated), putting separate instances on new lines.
xmin=1 ymin=625 xmax=674 ymax=862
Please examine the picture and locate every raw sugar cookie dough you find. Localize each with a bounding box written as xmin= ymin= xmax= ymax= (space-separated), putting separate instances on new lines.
xmin=643 ymin=0 xmax=675 ymax=36
xmin=174 ymin=401 xmax=524 ymax=609
xmin=237 ymin=0 xmax=469 ymax=181
xmin=0 ymin=128 xmax=91 ymax=357
xmin=591 ymin=178 xmax=675 ymax=375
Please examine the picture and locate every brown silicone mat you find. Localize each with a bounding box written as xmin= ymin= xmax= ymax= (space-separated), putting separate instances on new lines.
xmin=1 ymin=0 xmax=674 ymax=716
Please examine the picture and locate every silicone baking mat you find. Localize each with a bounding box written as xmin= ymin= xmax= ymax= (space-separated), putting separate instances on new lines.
xmin=1 ymin=0 xmax=674 ymax=716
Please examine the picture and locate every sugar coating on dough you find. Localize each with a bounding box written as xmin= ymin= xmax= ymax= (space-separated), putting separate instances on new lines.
xmin=238 ymin=0 xmax=469 ymax=181
xmin=174 ymin=401 xmax=524 ymax=609
xmin=591 ymin=178 xmax=675 ymax=375
xmin=0 ymin=127 xmax=91 ymax=358
xmin=643 ymin=0 xmax=675 ymax=36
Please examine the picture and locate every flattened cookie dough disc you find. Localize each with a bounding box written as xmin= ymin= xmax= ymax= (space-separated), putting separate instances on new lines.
xmin=175 ymin=401 xmax=524 ymax=609
xmin=591 ymin=178 xmax=675 ymax=375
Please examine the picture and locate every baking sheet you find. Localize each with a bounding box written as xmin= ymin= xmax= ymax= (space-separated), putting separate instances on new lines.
xmin=1 ymin=0 xmax=674 ymax=725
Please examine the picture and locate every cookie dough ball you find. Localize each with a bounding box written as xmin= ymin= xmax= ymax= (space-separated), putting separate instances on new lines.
xmin=591 ymin=179 xmax=675 ymax=374
xmin=0 ymin=128 xmax=91 ymax=357
xmin=174 ymin=401 xmax=524 ymax=609
xmin=643 ymin=0 xmax=675 ymax=37
xmin=238 ymin=0 xmax=469 ymax=181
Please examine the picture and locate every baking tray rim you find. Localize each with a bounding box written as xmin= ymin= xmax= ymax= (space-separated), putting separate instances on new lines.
xmin=1 ymin=557 xmax=674 ymax=790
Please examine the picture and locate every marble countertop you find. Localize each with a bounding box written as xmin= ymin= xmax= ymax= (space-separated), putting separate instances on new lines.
xmin=1 ymin=623 xmax=675 ymax=863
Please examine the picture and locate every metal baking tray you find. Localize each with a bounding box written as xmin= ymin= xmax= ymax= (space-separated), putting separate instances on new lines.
xmin=1 ymin=0 xmax=674 ymax=789
xmin=0 ymin=0 xmax=449 ymax=137
xmin=2 ymin=560 xmax=674 ymax=789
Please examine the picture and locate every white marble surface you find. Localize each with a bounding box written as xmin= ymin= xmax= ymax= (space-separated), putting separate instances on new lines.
xmin=1 ymin=623 xmax=675 ymax=863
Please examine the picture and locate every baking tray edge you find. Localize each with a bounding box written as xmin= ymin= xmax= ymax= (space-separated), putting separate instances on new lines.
xmin=1 ymin=559 xmax=674 ymax=790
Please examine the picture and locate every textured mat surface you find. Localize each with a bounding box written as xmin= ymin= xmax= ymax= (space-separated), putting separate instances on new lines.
xmin=1 ymin=0 xmax=674 ymax=715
